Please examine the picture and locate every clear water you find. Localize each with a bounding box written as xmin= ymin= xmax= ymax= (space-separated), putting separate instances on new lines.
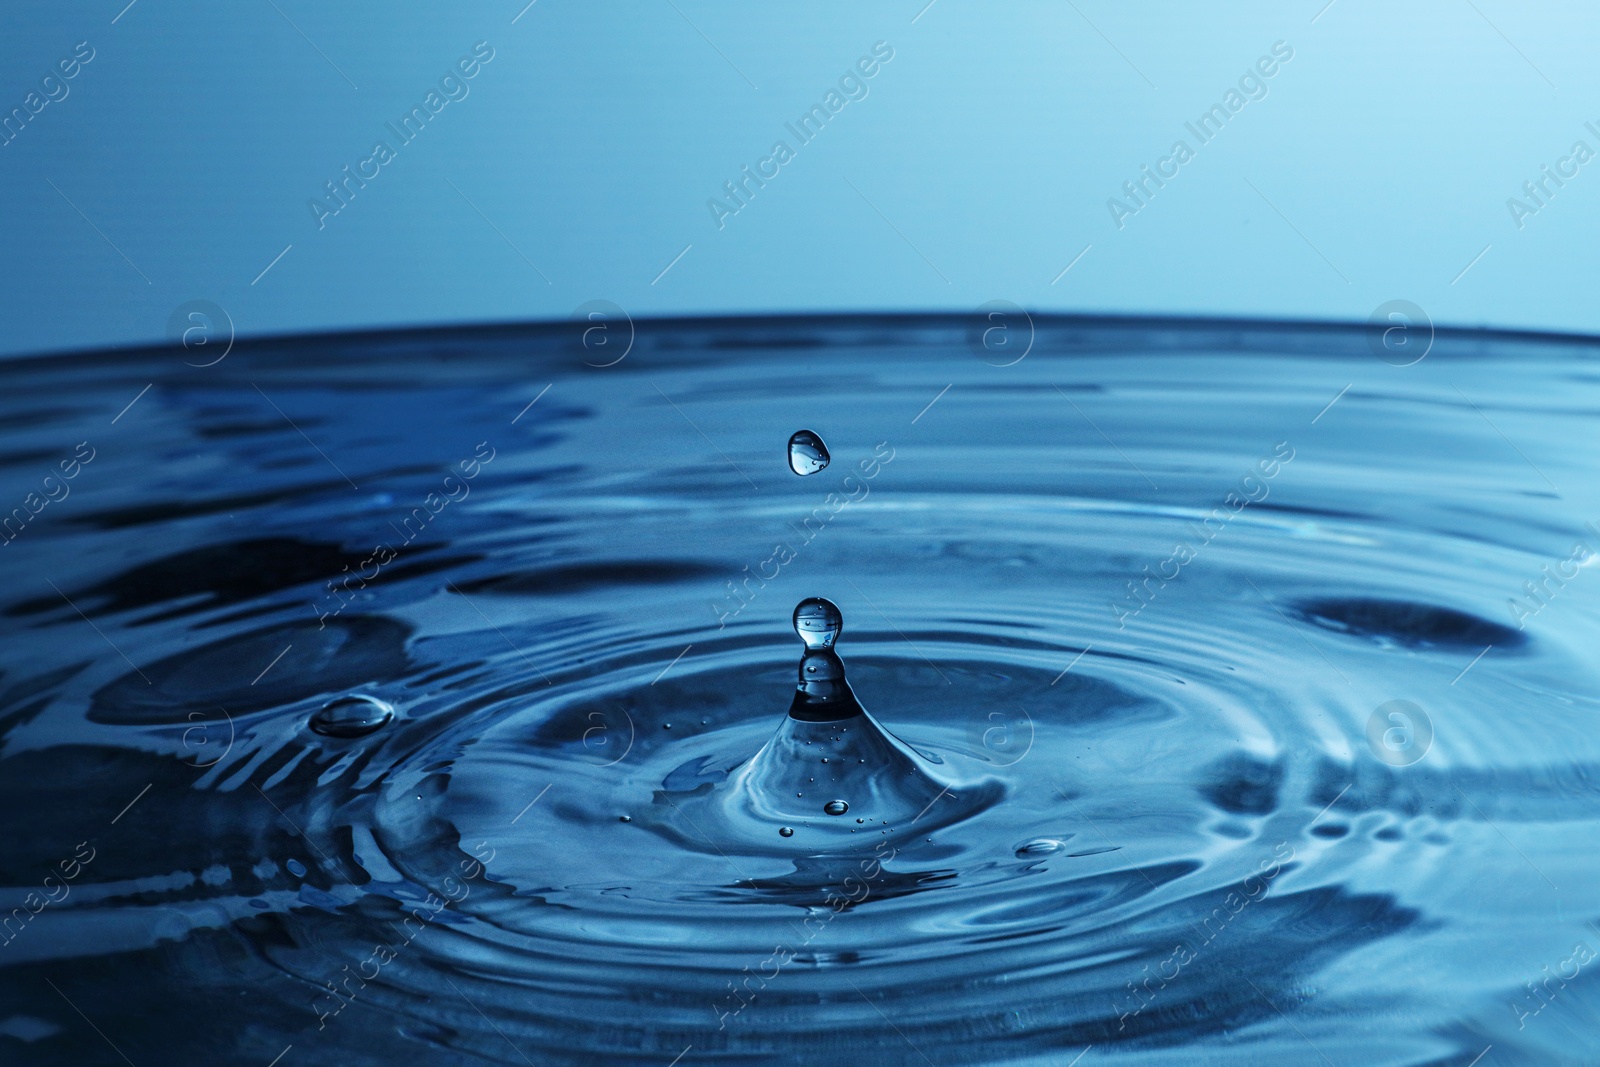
xmin=787 ymin=431 xmax=831 ymax=477
xmin=2 ymin=315 xmax=1598 ymax=1065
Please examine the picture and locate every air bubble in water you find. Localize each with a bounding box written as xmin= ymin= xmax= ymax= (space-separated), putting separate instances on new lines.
xmin=793 ymin=597 xmax=842 ymax=651
xmin=824 ymin=800 xmax=849 ymax=816
xmin=310 ymin=695 xmax=395 ymax=738
xmin=787 ymin=429 xmax=830 ymax=475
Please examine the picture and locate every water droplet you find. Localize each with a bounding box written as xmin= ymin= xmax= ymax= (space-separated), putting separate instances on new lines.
xmin=824 ymin=800 xmax=849 ymax=816
xmin=779 ymin=827 xmax=795 ymax=838
xmin=787 ymin=429 xmax=830 ymax=475
xmin=1015 ymin=838 xmax=1068 ymax=857
xmin=286 ymin=859 xmax=307 ymax=878
xmin=855 ymin=818 xmax=865 ymax=824
xmin=793 ymin=597 xmax=842 ymax=650
xmin=821 ymin=758 xmax=829 ymax=763
xmin=618 ymin=815 xmax=632 ymax=823
xmin=309 ymin=695 xmax=395 ymax=738
xmin=663 ymin=723 xmax=672 ymax=730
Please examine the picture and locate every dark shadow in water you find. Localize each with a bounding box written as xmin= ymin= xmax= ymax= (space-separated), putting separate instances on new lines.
xmin=6 ymin=538 xmax=478 ymax=625
xmin=89 ymin=616 xmax=413 ymax=723
xmin=453 ymin=560 xmax=724 ymax=596
xmin=1293 ymin=596 xmax=1526 ymax=652
xmin=1198 ymin=753 xmax=1285 ymax=816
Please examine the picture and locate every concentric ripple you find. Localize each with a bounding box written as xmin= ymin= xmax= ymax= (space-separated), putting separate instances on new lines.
xmin=3 ymin=316 xmax=1600 ymax=1065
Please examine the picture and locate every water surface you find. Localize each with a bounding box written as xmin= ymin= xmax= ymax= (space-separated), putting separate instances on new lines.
xmin=1 ymin=314 xmax=1597 ymax=1065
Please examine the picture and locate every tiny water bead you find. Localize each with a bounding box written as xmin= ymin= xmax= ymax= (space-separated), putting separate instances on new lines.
xmin=779 ymin=827 xmax=795 ymax=837
xmin=787 ymin=429 xmax=830 ymax=475
xmin=824 ymin=800 xmax=849 ymax=816
xmin=285 ymin=858 xmax=307 ymax=877
xmin=308 ymin=694 xmax=395 ymax=738
xmin=793 ymin=596 xmax=842 ymax=650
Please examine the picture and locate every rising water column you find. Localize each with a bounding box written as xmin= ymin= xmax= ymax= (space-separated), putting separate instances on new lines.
xmin=728 ymin=598 xmax=954 ymax=838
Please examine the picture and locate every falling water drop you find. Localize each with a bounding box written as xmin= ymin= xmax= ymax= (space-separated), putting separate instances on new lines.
xmin=824 ymin=800 xmax=850 ymax=816
xmin=793 ymin=597 xmax=842 ymax=651
xmin=309 ymin=695 xmax=395 ymax=738
xmin=787 ymin=429 xmax=830 ymax=475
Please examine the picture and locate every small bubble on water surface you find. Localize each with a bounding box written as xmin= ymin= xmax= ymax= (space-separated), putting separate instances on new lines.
xmin=1015 ymin=838 xmax=1068 ymax=857
xmin=309 ymin=695 xmax=395 ymax=738
xmin=824 ymin=800 xmax=849 ymax=816
xmin=779 ymin=827 xmax=795 ymax=838
xmin=787 ymin=429 xmax=830 ymax=475
xmin=286 ymin=859 xmax=307 ymax=878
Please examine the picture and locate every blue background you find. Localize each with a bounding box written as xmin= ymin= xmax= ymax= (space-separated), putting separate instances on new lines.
xmin=1 ymin=0 xmax=1594 ymax=357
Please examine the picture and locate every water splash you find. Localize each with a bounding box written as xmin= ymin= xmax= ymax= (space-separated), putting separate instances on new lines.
xmin=694 ymin=598 xmax=997 ymax=848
